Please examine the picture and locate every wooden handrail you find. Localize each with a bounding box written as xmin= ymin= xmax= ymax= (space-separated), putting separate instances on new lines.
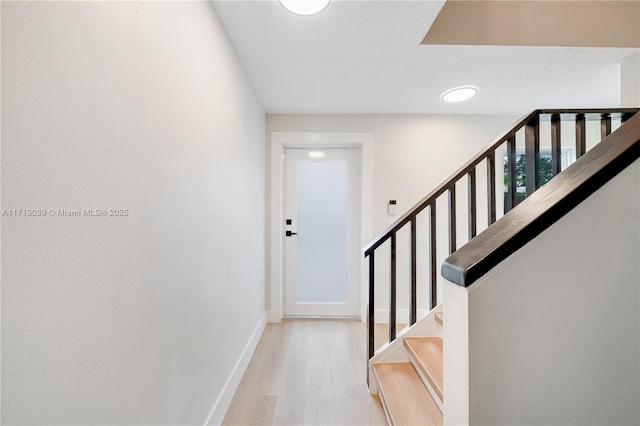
xmin=362 ymin=110 xmax=538 ymax=256
xmin=537 ymin=108 xmax=640 ymax=116
xmin=442 ymin=111 xmax=640 ymax=287
xmin=363 ymin=108 xmax=640 ymax=257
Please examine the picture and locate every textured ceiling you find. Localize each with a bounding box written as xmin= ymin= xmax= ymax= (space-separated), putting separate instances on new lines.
xmin=212 ymin=0 xmax=639 ymax=114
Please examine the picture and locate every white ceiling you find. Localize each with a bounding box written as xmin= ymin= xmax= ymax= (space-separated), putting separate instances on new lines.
xmin=212 ymin=0 xmax=639 ymax=115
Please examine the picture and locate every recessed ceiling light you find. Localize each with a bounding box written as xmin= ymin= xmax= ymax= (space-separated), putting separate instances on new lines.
xmin=278 ymin=0 xmax=331 ymax=16
xmin=442 ymin=86 xmax=478 ymax=103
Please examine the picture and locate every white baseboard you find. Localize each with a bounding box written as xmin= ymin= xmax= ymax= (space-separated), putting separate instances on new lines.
xmin=204 ymin=311 xmax=267 ymax=426
xmin=374 ymin=309 xmax=429 ymax=324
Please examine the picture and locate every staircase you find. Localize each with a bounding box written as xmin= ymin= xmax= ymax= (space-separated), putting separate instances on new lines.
xmin=372 ymin=309 xmax=444 ymax=425
xmin=364 ymin=108 xmax=640 ymax=425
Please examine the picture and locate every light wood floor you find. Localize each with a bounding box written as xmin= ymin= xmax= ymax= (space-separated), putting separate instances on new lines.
xmin=222 ymin=319 xmax=388 ymax=425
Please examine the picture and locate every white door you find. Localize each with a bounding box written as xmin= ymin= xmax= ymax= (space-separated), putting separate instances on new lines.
xmin=284 ymin=148 xmax=360 ymax=317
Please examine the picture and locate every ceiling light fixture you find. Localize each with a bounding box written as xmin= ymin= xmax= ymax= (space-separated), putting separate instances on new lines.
xmin=278 ymin=0 xmax=331 ymax=16
xmin=442 ymin=86 xmax=478 ymax=103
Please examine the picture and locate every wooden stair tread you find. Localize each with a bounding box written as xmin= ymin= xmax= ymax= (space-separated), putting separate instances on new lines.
xmin=434 ymin=311 xmax=443 ymax=325
xmin=372 ymin=362 xmax=442 ymax=426
xmin=403 ymin=337 xmax=444 ymax=402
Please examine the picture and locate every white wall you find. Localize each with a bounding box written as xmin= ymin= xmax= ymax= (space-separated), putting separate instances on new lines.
xmin=267 ymin=114 xmax=518 ymax=323
xmin=445 ymin=159 xmax=640 ymax=425
xmin=621 ymin=51 xmax=640 ymax=107
xmin=2 ymin=2 xmax=265 ymax=425
xmin=442 ymin=281 xmax=469 ymax=426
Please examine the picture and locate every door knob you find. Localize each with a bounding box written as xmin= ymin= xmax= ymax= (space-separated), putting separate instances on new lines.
xmin=286 ymin=231 xmax=298 ymax=237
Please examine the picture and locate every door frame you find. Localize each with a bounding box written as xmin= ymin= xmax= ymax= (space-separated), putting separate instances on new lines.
xmin=269 ymin=132 xmax=373 ymax=323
